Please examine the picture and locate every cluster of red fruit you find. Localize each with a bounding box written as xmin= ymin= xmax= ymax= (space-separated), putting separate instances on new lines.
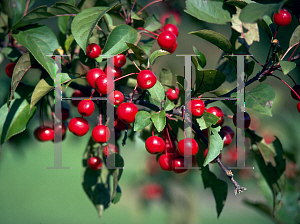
xmin=157 ymin=24 xmax=179 ymax=53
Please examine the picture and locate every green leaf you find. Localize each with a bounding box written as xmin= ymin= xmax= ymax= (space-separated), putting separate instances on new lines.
xmin=194 ymin=70 xmax=226 ymax=96
xmin=289 ymin=25 xmax=300 ymax=47
xmin=112 ymin=185 xmax=122 ymax=204
xmin=10 ymin=53 xmax=32 ymax=102
xmin=279 ymin=60 xmax=296 ymax=75
xmin=126 ymin=42 xmax=148 ymax=65
xmin=239 ymin=1 xmax=285 ymax=23
xmin=196 ymin=111 xmax=219 ymax=130
xmin=151 ymin=110 xmax=166 ymax=132
xmin=193 ymin=46 xmax=206 ymax=68
xmin=12 ymin=24 xmax=59 ymax=79
xmin=164 ymin=98 xmax=175 ymax=111
xmin=0 ymin=98 xmax=36 ymax=145
xmin=252 ymin=138 xmax=286 ymax=213
xmin=139 ymin=39 xmax=155 ymax=56
xmin=11 ymin=3 xmax=79 ymax=30
xmin=204 ymin=126 xmax=223 ymax=166
xmin=71 ymin=5 xmax=114 ymax=54
xmin=131 ymin=12 xmax=143 ymax=20
xmin=189 ymin=30 xmax=233 ymax=53
xmin=134 ymin=111 xmax=152 ymax=131
xmin=103 ymin=13 xmax=116 ymax=32
xmin=1 ymin=47 xmax=22 ymax=61
xmin=185 ymin=0 xmax=233 ymax=25
xmin=102 ymin=25 xmax=138 ymax=58
xmin=257 ymin=15 xmax=275 ymax=40
xmin=144 ymin=15 xmax=161 ymax=32
xmin=245 ymin=60 xmax=255 ymax=77
xmin=149 ymin=49 xmax=170 ymax=66
xmin=30 ymin=79 xmax=53 ymax=111
xmin=159 ymin=68 xmax=173 ymax=90
xmin=65 ymin=34 xmax=75 ymax=53
xmin=225 ymin=0 xmax=249 ymax=9
xmin=147 ymin=80 xmax=165 ymax=103
xmin=245 ymin=83 xmax=275 ymax=116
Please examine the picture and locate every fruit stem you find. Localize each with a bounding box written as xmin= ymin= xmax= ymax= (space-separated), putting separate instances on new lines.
xmin=130 ymin=84 xmax=138 ymax=103
xmin=99 ymin=95 xmax=103 ymax=125
xmin=136 ymin=27 xmax=159 ymax=36
xmin=90 ymin=89 xmax=95 ymax=99
xmin=140 ymin=32 xmax=158 ymax=40
xmin=270 ymin=74 xmax=300 ymax=100
xmin=165 ymin=125 xmax=173 ymax=155
xmin=288 ymin=43 xmax=299 ymax=61
xmin=281 ymin=42 xmax=300 ymax=61
xmin=114 ymin=73 xmax=138 ymax=82
xmin=273 ymin=25 xmax=279 ymax=40
xmin=126 ymin=0 xmax=137 ymax=24
xmin=137 ymin=0 xmax=165 ymax=14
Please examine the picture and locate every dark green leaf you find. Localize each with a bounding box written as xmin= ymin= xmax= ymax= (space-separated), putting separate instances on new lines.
xmin=279 ymin=60 xmax=296 ymax=75
xmin=204 ymin=126 xmax=223 ymax=166
xmin=102 ymin=25 xmax=138 ymax=58
xmin=58 ymin=16 xmax=70 ymax=35
xmin=194 ymin=70 xmax=226 ymax=96
xmin=149 ymin=49 xmax=170 ymax=66
xmin=151 ymin=110 xmax=166 ymax=132
xmin=12 ymin=24 xmax=59 ymax=79
xmin=196 ymin=111 xmax=219 ymax=130
xmin=225 ymin=0 xmax=249 ymax=9
xmin=65 ymin=34 xmax=75 ymax=53
xmin=185 ymin=0 xmax=233 ymax=25
xmin=239 ymin=1 xmax=285 ymax=23
xmin=11 ymin=3 xmax=79 ymax=30
xmin=216 ymin=56 xmax=236 ymax=83
xmin=131 ymin=12 xmax=143 ymax=20
xmin=144 ymin=15 xmax=161 ymax=32
xmin=193 ymin=46 xmax=206 ymax=68
xmin=159 ymin=68 xmax=173 ymax=90
xmin=147 ymin=80 xmax=165 ymax=103
xmin=0 ymin=98 xmax=36 ymax=144
xmin=112 ymin=185 xmax=121 ymax=204
xmin=189 ymin=30 xmax=233 ymax=53
xmin=1 ymin=47 xmax=22 ymax=61
xmin=164 ymin=98 xmax=175 ymax=111
xmin=257 ymin=15 xmax=275 ymax=40
xmin=10 ymin=53 xmax=32 ymax=102
xmin=245 ymin=83 xmax=275 ymax=116
xmin=289 ymin=25 xmax=300 ymax=47
xmin=30 ymin=79 xmax=53 ymax=111
xmin=71 ymin=5 xmax=114 ymax=54
xmin=212 ymin=88 xmax=236 ymax=113
xmin=103 ymin=13 xmax=116 ymax=32
xmin=245 ymin=60 xmax=255 ymax=77
xmin=139 ymin=39 xmax=155 ymax=55
xmin=134 ymin=111 xmax=152 ymax=131
xmin=126 ymin=42 xmax=148 ymax=65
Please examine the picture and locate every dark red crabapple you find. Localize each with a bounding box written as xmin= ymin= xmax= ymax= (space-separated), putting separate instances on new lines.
xmin=34 ymin=126 xmax=54 ymax=141
xmin=87 ymin=156 xmax=103 ymax=170
xmin=157 ymin=30 xmax=177 ymax=50
xmin=61 ymin=108 xmax=70 ymax=120
xmin=68 ymin=117 xmax=89 ymax=136
xmin=86 ymin=43 xmax=101 ymax=59
xmin=167 ymin=41 xmax=177 ymax=53
xmin=78 ymin=99 xmax=95 ymax=117
xmin=140 ymin=183 xmax=163 ymax=200
xmin=116 ymin=102 xmax=138 ymax=124
xmin=54 ymin=122 xmax=67 ymax=136
xmin=95 ymin=74 xmax=114 ymax=94
xmin=206 ymin=106 xmax=224 ymax=124
xmin=171 ymin=157 xmax=188 ymax=173
xmin=158 ymin=153 xmax=175 ymax=171
xmin=220 ymin=125 xmax=234 ymax=139
xmin=220 ymin=130 xmax=232 ymax=147
xmin=177 ymin=138 xmax=199 ymax=156
xmin=297 ymin=102 xmax=300 ymax=113
xmin=114 ymin=117 xmax=132 ymax=131
xmin=166 ymin=87 xmax=179 ymax=101
xmin=233 ymin=112 xmax=251 ymax=129
xmin=137 ymin=70 xmax=157 ymax=89
xmin=112 ymin=54 xmax=126 ymax=68
xmin=145 ymin=136 xmax=165 ymax=154
xmin=5 ymin=62 xmax=16 ymax=78
xmin=92 ymin=125 xmax=110 ymax=143
xmin=164 ymin=138 xmax=176 ymax=153
xmin=163 ymin=24 xmax=179 ymax=37
xmin=108 ymin=90 xmax=124 ymax=105
xmin=105 ymin=66 xmax=122 ymax=78
xmin=103 ymin=143 xmax=119 ymax=157
xmin=291 ymin=85 xmax=300 ymax=101
xmin=71 ymin=90 xmax=86 ymax=107
xmin=86 ymin=68 xmax=105 ymax=88
xmin=187 ymin=99 xmax=205 ymax=117
xmin=273 ymin=8 xmax=292 ymax=26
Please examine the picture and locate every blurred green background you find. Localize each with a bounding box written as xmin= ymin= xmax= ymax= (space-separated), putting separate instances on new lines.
xmin=1 ymin=0 xmax=300 ymax=223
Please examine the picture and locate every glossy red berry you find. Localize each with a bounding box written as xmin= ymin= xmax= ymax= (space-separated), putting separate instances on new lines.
xmin=87 ymin=156 xmax=103 ymax=170
xmin=220 ymin=131 xmax=232 ymax=147
xmin=112 ymin=54 xmax=126 ymax=68
xmin=167 ymin=41 xmax=177 ymax=53
xmin=95 ymin=74 xmax=114 ymax=94
xmin=68 ymin=117 xmax=89 ymax=136
xmin=86 ymin=43 xmax=101 ymax=58
xmin=166 ymin=87 xmax=179 ymax=101
xmin=158 ymin=153 xmax=175 ymax=171
xmin=187 ymin=99 xmax=205 ymax=117
xmin=164 ymin=139 xmax=176 ymax=153
xmin=206 ymin=106 xmax=224 ymax=124
xmin=92 ymin=125 xmax=110 ymax=143
xmin=71 ymin=90 xmax=86 ymax=107
xmin=145 ymin=136 xmax=165 ymax=154
xmin=233 ymin=112 xmax=251 ymax=129
xmin=297 ymin=102 xmax=300 ymax=113
xmin=163 ymin=24 xmax=179 ymax=37
xmin=117 ymin=102 xmax=138 ymax=124
xmin=54 ymin=122 xmax=67 ymax=136
xmin=137 ymin=70 xmax=157 ymax=89
xmin=273 ymin=9 xmax=292 ymax=26
xmin=157 ymin=31 xmax=177 ymax=50
xmin=203 ymin=148 xmax=222 ymax=163
xmin=34 ymin=126 xmax=54 ymax=141
xmin=291 ymin=85 xmax=300 ymax=100
xmin=78 ymin=99 xmax=94 ymax=116
xmin=177 ymin=138 xmax=199 ymax=156
xmin=86 ymin=68 xmax=105 ymax=88
xmin=171 ymin=157 xmax=188 ymax=173
xmin=5 ymin=62 xmax=16 ymax=78
xmin=108 ymin=90 xmax=124 ymax=105
xmin=103 ymin=143 xmax=119 ymax=157
xmin=105 ymin=66 xmax=122 ymax=78
xmin=220 ymin=125 xmax=234 ymax=139
xmin=114 ymin=117 xmax=132 ymax=131
xmin=61 ymin=108 xmax=70 ymax=120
